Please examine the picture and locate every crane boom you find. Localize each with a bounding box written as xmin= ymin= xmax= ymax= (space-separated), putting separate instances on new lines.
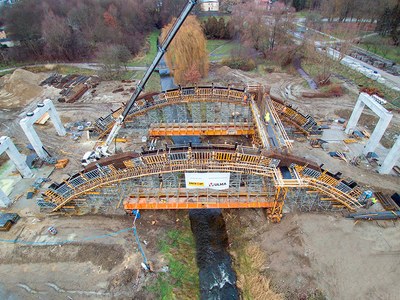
xmin=102 ymin=0 xmax=198 ymax=154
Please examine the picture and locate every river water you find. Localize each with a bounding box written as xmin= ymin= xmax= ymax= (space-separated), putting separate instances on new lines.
xmin=189 ymin=209 xmax=239 ymax=300
xmin=158 ymin=57 xmax=238 ymax=298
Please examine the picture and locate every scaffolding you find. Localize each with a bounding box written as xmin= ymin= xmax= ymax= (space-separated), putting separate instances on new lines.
xmin=41 ymin=145 xmax=363 ymax=222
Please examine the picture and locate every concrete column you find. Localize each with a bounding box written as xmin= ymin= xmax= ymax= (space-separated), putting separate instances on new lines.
xmin=345 ymin=96 xmax=365 ymax=134
xmin=44 ymin=99 xmax=66 ymax=136
xmin=363 ymin=115 xmax=392 ymax=155
xmin=0 ymin=136 xmax=33 ymax=178
xmin=379 ymin=137 xmax=400 ymax=174
xmin=19 ymin=118 xmax=48 ymax=159
xmin=0 ymin=188 xmax=11 ymax=207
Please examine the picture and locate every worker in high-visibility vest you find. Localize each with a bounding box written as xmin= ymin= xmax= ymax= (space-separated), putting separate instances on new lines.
xmin=365 ymin=197 xmax=377 ymax=209
xmin=264 ymin=112 xmax=270 ymax=124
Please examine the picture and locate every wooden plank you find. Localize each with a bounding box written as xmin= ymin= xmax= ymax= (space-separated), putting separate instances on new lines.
xmin=34 ymin=112 xmax=50 ymax=125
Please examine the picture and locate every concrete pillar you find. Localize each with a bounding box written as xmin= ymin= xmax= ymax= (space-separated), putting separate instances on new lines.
xmin=19 ymin=118 xmax=48 ymax=159
xmin=363 ymin=115 xmax=392 ymax=155
xmin=0 ymin=188 xmax=11 ymax=207
xmin=379 ymin=137 xmax=400 ymax=174
xmin=0 ymin=137 xmax=33 ymax=178
xmin=44 ymin=99 xmax=66 ymax=136
xmin=345 ymin=96 xmax=365 ymax=134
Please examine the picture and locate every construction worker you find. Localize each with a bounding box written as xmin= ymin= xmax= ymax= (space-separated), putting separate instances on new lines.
xmin=264 ymin=112 xmax=270 ymax=125
xmin=364 ymin=197 xmax=377 ymax=209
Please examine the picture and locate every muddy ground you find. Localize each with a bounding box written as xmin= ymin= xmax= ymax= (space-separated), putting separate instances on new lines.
xmin=0 ymin=212 xmax=183 ymax=299
xmin=0 ymin=67 xmax=399 ymax=299
xmin=1 ymin=211 xmax=399 ymax=299
xmin=227 ymin=209 xmax=400 ymax=300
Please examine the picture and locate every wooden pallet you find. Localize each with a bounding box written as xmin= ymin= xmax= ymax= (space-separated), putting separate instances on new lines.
xmin=375 ymin=192 xmax=400 ymax=211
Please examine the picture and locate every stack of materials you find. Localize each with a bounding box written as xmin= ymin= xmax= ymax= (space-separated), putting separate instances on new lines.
xmin=40 ymin=73 xmax=100 ymax=103
xmin=347 ymin=211 xmax=400 ymax=220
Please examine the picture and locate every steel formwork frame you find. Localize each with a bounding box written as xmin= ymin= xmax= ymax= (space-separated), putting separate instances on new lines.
xmin=61 ymin=171 xmax=281 ymax=220
xmin=125 ymin=101 xmax=253 ymax=129
xmin=41 ymin=145 xmax=363 ymax=222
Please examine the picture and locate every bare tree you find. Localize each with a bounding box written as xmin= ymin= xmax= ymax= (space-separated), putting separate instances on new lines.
xmin=231 ymin=2 xmax=294 ymax=56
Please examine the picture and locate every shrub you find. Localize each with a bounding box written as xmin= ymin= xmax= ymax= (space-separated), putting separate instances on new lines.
xmin=222 ymin=57 xmax=256 ymax=71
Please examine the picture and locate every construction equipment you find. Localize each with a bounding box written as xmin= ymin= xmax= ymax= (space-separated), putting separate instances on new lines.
xmin=0 ymin=213 xmax=20 ymax=231
xmin=82 ymin=0 xmax=198 ymax=166
xmin=47 ymin=226 xmax=58 ymax=235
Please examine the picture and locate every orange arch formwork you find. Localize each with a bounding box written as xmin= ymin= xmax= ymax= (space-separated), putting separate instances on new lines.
xmin=41 ymin=145 xmax=363 ymax=222
xmin=95 ymin=86 xmax=250 ymax=138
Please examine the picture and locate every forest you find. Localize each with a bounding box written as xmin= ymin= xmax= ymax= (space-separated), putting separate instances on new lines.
xmin=0 ymin=0 xmax=187 ymax=62
xmin=0 ymin=0 xmax=399 ymax=65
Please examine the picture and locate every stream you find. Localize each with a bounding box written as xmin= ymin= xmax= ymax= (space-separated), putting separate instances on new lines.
xmin=158 ymin=58 xmax=239 ymax=298
xmin=189 ymin=209 xmax=239 ymax=300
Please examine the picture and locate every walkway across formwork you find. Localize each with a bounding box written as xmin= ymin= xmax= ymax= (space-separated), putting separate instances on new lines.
xmin=149 ymin=122 xmax=255 ymax=136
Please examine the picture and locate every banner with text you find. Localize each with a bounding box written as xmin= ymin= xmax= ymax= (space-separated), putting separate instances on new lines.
xmin=184 ymin=172 xmax=230 ymax=190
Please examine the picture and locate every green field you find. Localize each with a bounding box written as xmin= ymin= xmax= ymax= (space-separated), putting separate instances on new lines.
xmin=131 ymin=70 xmax=161 ymax=92
xmin=207 ymin=39 xmax=240 ymax=61
xmin=302 ymin=59 xmax=400 ymax=107
xmin=358 ymin=35 xmax=400 ymax=64
xmin=148 ymin=223 xmax=199 ymax=299
xmin=128 ymin=30 xmax=160 ymax=67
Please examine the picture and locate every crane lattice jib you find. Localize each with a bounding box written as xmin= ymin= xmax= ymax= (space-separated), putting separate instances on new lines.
xmin=121 ymin=0 xmax=198 ymax=119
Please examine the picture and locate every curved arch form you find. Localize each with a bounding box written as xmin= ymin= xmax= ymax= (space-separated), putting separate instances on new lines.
xmin=94 ymin=86 xmax=250 ymax=135
xmin=43 ymin=145 xmax=363 ymax=214
xmin=127 ymin=86 xmax=249 ymax=120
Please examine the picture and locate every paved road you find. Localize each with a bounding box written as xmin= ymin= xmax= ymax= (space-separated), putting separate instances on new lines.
xmin=326 ymin=48 xmax=400 ymax=90
xmin=0 ymin=63 xmax=148 ymax=73
xmin=294 ymin=21 xmax=400 ymax=92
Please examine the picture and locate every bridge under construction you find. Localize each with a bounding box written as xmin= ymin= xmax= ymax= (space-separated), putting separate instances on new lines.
xmin=40 ymin=86 xmax=364 ymax=222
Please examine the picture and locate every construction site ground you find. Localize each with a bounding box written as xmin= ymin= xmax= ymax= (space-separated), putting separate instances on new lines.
xmin=1 ymin=211 xmax=399 ymax=299
xmin=0 ymin=66 xmax=399 ymax=299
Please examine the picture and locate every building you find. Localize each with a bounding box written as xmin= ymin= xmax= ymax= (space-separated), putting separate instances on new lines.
xmin=200 ymin=0 xmax=219 ymax=12
xmin=0 ymin=28 xmax=14 ymax=47
xmin=0 ymin=0 xmax=17 ymax=6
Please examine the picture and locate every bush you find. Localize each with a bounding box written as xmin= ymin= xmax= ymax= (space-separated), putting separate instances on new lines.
xmin=222 ymin=57 xmax=256 ymax=71
xmin=202 ymin=16 xmax=231 ymax=39
xmin=327 ymin=84 xmax=344 ymax=97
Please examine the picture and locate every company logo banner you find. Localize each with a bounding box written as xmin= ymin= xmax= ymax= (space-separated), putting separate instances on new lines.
xmin=185 ymin=172 xmax=230 ymax=190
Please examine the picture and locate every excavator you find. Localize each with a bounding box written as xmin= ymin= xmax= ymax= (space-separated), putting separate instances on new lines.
xmin=82 ymin=0 xmax=198 ymax=166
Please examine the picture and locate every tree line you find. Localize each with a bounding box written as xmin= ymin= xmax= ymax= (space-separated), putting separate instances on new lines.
xmin=0 ymin=0 xmax=186 ymax=63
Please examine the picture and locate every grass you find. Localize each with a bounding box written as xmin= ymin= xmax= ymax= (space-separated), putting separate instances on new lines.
xmin=147 ymin=223 xmax=199 ymax=299
xmin=25 ymin=65 xmax=97 ymax=76
xmin=225 ymin=213 xmax=282 ymax=300
xmin=128 ymin=30 xmax=160 ymax=67
xmin=358 ymin=35 xmax=400 ymax=64
xmin=207 ymin=39 xmax=240 ymax=62
xmin=131 ymin=70 xmax=161 ymax=92
xmin=0 ymin=69 xmax=13 ymax=76
xmin=249 ymin=61 xmax=286 ymax=76
xmin=199 ymin=15 xmax=231 ymax=22
xmin=326 ymin=29 xmax=373 ymax=40
xmin=302 ymin=59 xmax=400 ymax=107
xmin=0 ymin=60 xmax=28 ymax=70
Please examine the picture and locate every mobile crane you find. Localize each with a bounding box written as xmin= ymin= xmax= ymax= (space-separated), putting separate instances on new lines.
xmin=82 ymin=0 xmax=198 ymax=166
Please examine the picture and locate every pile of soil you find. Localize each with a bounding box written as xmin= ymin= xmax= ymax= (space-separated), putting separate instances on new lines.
xmin=0 ymin=69 xmax=46 ymax=109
